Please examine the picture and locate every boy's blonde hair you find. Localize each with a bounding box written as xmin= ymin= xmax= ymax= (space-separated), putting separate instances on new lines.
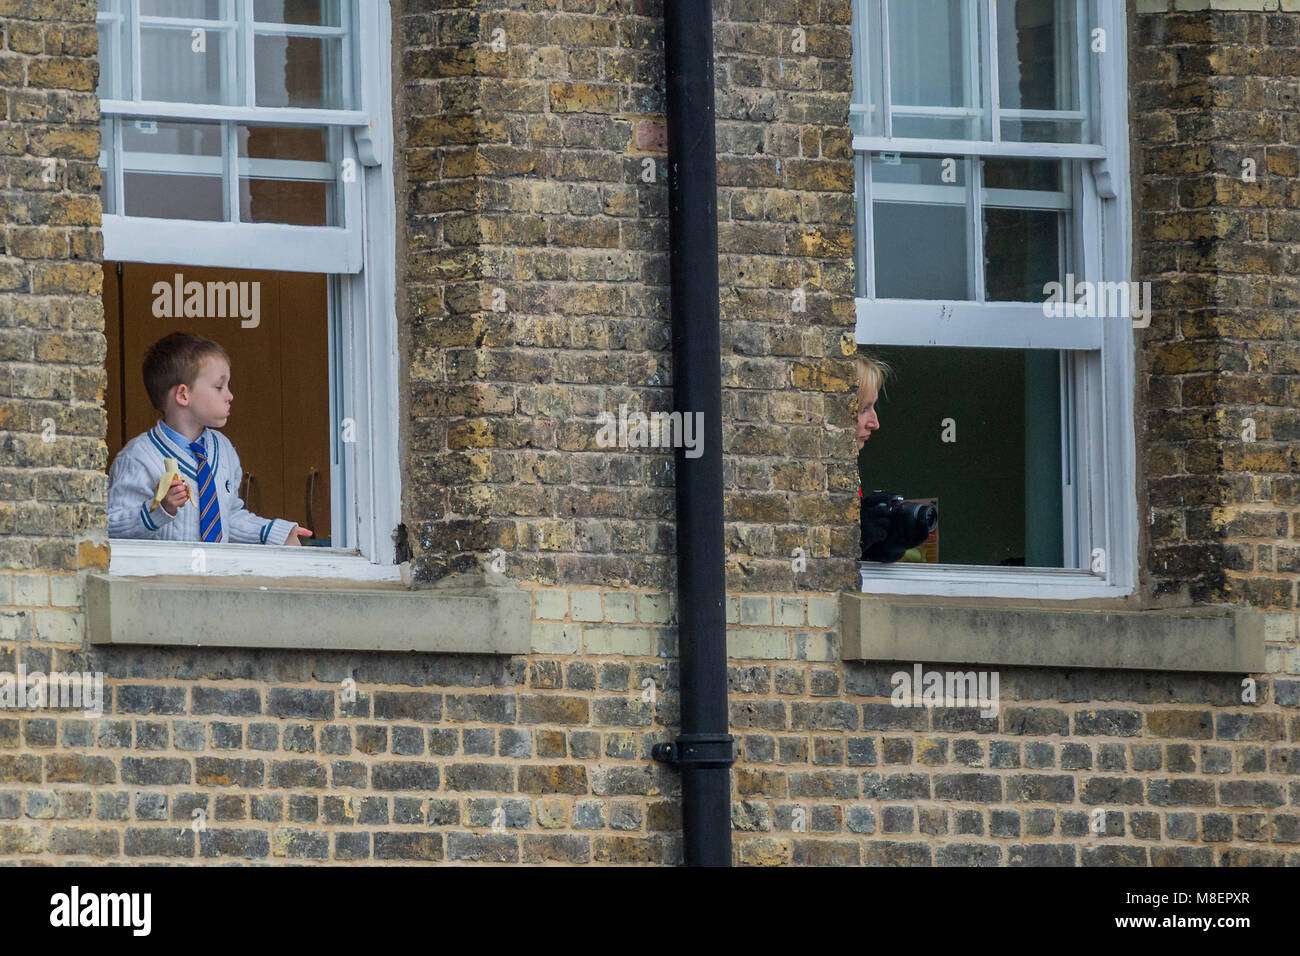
xmin=855 ymin=353 xmax=892 ymax=411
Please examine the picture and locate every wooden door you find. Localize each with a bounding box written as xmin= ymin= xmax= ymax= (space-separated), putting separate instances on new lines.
xmin=104 ymin=262 xmax=331 ymax=543
xmin=276 ymin=272 xmax=332 ymax=544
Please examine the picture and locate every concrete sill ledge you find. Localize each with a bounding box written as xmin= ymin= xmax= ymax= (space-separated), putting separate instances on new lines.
xmin=840 ymin=593 xmax=1266 ymax=674
xmin=87 ymin=574 xmax=532 ymax=654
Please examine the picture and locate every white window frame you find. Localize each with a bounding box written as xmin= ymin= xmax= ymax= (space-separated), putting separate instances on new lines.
xmin=102 ymin=0 xmax=401 ymax=580
xmin=853 ymin=0 xmax=1135 ymax=600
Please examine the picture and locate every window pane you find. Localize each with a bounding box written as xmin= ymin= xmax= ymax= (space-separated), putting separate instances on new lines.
xmin=96 ymin=19 xmax=119 ymax=99
xmin=859 ymin=345 xmax=1065 ymax=568
xmin=237 ymin=125 xmax=339 ymax=225
xmin=254 ymin=33 xmax=346 ymax=108
xmin=852 ymin=0 xmax=885 ymax=136
xmin=99 ymin=119 xmax=116 ymax=215
xmin=886 ymin=0 xmax=988 ymax=140
xmin=139 ymin=26 xmax=237 ymax=104
xmin=239 ymin=124 xmax=329 ymax=162
xmin=997 ymin=0 xmax=1092 ymax=143
xmin=122 ymin=119 xmax=224 ymax=220
xmin=254 ymin=0 xmax=342 ymax=26
xmin=238 ymin=178 xmax=333 ymax=225
xmin=982 ymin=159 xmax=1071 ymax=302
xmin=104 ymin=0 xmax=354 ymax=111
xmin=984 ymin=209 xmax=1062 ymax=301
xmin=872 ymin=154 xmax=969 ymax=299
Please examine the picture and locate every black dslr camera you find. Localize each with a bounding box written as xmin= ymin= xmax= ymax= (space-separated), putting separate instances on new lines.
xmin=861 ymin=491 xmax=937 ymax=563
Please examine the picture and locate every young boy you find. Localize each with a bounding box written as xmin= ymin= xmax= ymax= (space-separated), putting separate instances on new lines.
xmin=107 ymin=332 xmax=313 ymax=546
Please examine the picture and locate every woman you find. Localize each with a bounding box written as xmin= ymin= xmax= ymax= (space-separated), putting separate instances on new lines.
xmin=856 ymin=354 xmax=895 ymax=557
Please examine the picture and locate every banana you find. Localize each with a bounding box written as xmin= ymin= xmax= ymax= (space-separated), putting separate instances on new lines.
xmin=151 ymin=457 xmax=197 ymax=511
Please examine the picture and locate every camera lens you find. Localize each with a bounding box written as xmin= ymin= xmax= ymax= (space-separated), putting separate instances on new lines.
xmin=899 ymin=502 xmax=937 ymax=546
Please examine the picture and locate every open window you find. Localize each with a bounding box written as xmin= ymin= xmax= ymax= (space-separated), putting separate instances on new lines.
xmin=851 ymin=0 xmax=1135 ymax=598
xmin=96 ymin=0 xmax=400 ymax=579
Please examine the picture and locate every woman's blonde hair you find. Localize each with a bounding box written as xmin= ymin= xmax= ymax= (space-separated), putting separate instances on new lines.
xmin=855 ymin=353 xmax=892 ymax=412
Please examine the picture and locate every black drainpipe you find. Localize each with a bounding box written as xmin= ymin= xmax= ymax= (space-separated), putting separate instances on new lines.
xmin=650 ymin=0 xmax=736 ymax=867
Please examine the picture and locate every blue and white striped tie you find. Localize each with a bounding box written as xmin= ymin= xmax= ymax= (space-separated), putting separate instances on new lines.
xmin=190 ymin=440 xmax=223 ymax=543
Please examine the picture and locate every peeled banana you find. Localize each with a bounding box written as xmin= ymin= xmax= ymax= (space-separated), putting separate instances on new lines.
xmin=151 ymin=457 xmax=197 ymax=511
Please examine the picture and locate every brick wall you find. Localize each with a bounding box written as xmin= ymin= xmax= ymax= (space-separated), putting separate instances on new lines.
xmin=398 ymin=0 xmax=860 ymax=592
xmin=1137 ymin=1 xmax=1300 ymax=608
xmin=0 ymin=3 xmax=107 ymax=629
xmin=3 ymin=585 xmax=1297 ymax=864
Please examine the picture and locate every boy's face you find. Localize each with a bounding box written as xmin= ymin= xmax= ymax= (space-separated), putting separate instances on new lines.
xmin=177 ymin=355 xmax=232 ymax=430
xmin=857 ymin=388 xmax=879 ymax=450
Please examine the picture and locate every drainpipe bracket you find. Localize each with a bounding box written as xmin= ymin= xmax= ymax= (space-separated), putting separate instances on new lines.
xmin=652 ymin=734 xmax=736 ymax=769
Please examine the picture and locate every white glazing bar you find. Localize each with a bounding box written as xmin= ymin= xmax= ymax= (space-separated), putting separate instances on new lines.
xmin=890 ymin=105 xmax=981 ymax=117
xmin=1059 ymin=351 xmax=1078 ymax=567
xmin=251 ymin=23 xmax=347 ymax=37
xmin=969 ymin=156 xmax=984 ymax=301
xmin=240 ymin=0 xmax=255 ymax=107
xmin=1083 ymin=349 xmax=1106 ymax=576
xmin=355 ymin=0 xmax=400 ymax=564
xmin=120 ymin=152 xmax=224 ymax=174
xmin=855 ymin=135 xmax=1105 ymax=159
xmin=97 ymin=7 xmax=122 ymax=99
xmin=224 ymin=120 xmax=239 ymax=222
xmin=861 ymin=153 xmax=875 ymax=298
xmin=112 ymin=7 xmax=123 ymax=101
xmin=963 ymin=0 xmax=978 ymax=139
xmin=879 ymin=0 xmax=891 ymax=138
xmin=218 ymin=0 xmax=237 ymax=109
xmin=871 ymin=183 xmax=966 ymax=205
xmin=235 ymin=158 xmax=336 ymax=180
xmin=338 ymin=264 xmax=359 ymax=554
xmin=102 ymin=215 xmax=361 ymax=272
xmin=112 ymin=118 xmax=126 ymax=216
xmin=851 ymin=0 xmax=865 ymax=130
xmin=327 ymin=273 xmax=346 ymax=549
xmin=1073 ymin=158 xmax=1088 ymax=277
xmin=130 ymin=0 xmax=142 ymax=100
xmin=1058 ymin=171 xmax=1070 ymax=282
xmin=341 ymin=118 xmax=361 ymax=231
xmin=137 ymin=16 xmax=235 ymax=27
xmin=983 ymin=187 xmax=1071 ymax=210
xmin=855 ymin=298 xmax=1104 ymax=350
xmin=1002 ymin=108 xmax=1087 ymax=120
xmin=1078 ymin=0 xmax=1091 ymax=138
xmin=1057 ymin=0 xmax=1069 ymax=111
xmin=100 ymin=100 xmax=369 ymax=125
xmin=988 ymin=0 xmax=1000 ymax=143
xmin=98 ymin=119 xmax=111 ymax=208
xmin=341 ymin=0 xmax=354 ymax=110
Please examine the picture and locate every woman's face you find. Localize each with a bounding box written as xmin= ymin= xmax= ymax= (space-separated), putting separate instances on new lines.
xmin=857 ymin=388 xmax=880 ymax=450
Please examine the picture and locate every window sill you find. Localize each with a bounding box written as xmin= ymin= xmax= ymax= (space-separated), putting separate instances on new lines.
xmin=109 ymin=539 xmax=403 ymax=582
xmin=86 ymin=573 xmax=532 ymax=654
xmin=859 ymin=561 xmax=1132 ymax=600
xmin=840 ymin=592 xmax=1266 ymax=674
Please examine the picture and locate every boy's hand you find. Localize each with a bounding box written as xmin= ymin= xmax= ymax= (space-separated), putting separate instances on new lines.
xmin=160 ymin=478 xmax=189 ymax=516
xmin=285 ymin=525 xmax=313 ymax=546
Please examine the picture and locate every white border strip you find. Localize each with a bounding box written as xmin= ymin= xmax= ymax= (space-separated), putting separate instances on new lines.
xmin=855 ymin=298 xmax=1104 ymax=350
xmin=102 ymin=215 xmax=360 ymax=273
